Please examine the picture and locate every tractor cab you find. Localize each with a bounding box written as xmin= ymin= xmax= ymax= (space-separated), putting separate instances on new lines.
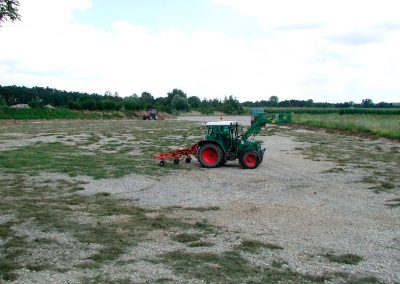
xmin=204 ymin=121 xmax=239 ymax=153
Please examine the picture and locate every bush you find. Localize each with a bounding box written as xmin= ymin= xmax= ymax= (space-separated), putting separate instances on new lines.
xmin=0 ymin=97 xmax=6 ymax=110
xmin=124 ymin=98 xmax=140 ymax=111
xmin=28 ymin=100 xmax=43 ymax=109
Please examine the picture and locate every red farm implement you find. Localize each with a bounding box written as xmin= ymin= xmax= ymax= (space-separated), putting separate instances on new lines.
xmin=152 ymin=143 xmax=199 ymax=166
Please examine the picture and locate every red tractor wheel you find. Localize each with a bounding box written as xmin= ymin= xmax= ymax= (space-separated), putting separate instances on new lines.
xmin=239 ymin=150 xmax=260 ymax=169
xmin=198 ymin=143 xmax=223 ymax=168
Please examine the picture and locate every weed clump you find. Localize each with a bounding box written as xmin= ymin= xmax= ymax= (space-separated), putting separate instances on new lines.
xmin=235 ymin=239 xmax=283 ymax=253
xmin=325 ymin=253 xmax=363 ymax=265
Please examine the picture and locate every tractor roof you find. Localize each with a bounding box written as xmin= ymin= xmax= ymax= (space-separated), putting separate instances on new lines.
xmin=206 ymin=121 xmax=238 ymax=126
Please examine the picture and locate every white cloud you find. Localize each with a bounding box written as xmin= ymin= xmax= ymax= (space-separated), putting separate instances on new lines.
xmin=0 ymin=0 xmax=399 ymax=103
xmin=213 ymin=0 xmax=400 ymax=102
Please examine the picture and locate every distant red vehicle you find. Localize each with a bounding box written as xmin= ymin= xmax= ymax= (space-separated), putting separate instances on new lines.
xmin=143 ymin=109 xmax=159 ymax=120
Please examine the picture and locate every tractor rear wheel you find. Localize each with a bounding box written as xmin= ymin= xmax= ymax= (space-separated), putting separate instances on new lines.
xmin=239 ymin=150 xmax=260 ymax=169
xmin=198 ymin=143 xmax=223 ymax=168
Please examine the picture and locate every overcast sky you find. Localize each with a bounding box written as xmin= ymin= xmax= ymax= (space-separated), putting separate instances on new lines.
xmin=1 ymin=0 xmax=399 ymax=103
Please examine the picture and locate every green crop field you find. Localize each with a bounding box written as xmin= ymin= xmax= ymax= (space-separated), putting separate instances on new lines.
xmin=0 ymin=108 xmax=129 ymax=120
xmin=266 ymin=107 xmax=400 ymax=115
xmin=292 ymin=114 xmax=400 ymax=139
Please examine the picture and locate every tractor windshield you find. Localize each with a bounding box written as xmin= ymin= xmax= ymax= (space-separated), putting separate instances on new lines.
xmin=205 ymin=122 xmax=239 ymax=152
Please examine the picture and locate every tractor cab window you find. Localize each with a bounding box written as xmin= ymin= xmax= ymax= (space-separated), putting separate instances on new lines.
xmin=207 ymin=127 xmax=214 ymax=137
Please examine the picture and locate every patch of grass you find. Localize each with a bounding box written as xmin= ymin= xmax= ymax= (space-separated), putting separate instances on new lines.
xmin=332 ymin=273 xmax=383 ymax=284
xmin=187 ymin=241 xmax=214 ymax=247
xmin=325 ymin=253 xmax=363 ymax=265
xmin=234 ymin=239 xmax=283 ymax=253
xmin=154 ymin=277 xmax=176 ymax=283
xmin=0 ymin=119 xmax=204 ymax=178
xmin=0 ymin=223 xmax=27 ymax=281
xmin=0 ymin=142 xmax=161 ymax=178
xmin=0 ymin=175 xmax=209 ymax=280
xmin=385 ymin=198 xmax=400 ymax=208
xmin=81 ymin=275 xmax=133 ymax=284
xmin=289 ymin=130 xmax=400 ymax=194
xmin=249 ymin=269 xmax=327 ymax=284
xmin=156 ymin=250 xmax=326 ymax=283
xmin=172 ymin=233 xmax=202 ymax=244
xmin=181 ymin=206 xmax=220 ymax=212
xmin=0 ymin=108 xmax=126 ymax=120
xmin=193 ymin=220 xmax=219 ymax=234
xmin=271 ymin=260 xmax=288 ymax=269
xmin=292 ymin=114 xmax=400 ymax=139
xmin=322 ymin=167 xmax=345 ymax=173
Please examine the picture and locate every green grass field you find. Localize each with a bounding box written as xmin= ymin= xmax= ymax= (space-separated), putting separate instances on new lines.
xmin=265 ymin=107 xmax=400 ymax=115
xmin=0 ymin=108 xmax=130 ymax=120
xmin=292 ymin=114 xmax=400 ymax=139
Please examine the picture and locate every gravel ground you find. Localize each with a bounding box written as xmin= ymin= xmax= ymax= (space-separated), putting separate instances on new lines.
xmin=1 ymin=117 xmax=399 ymax=283
xmin=84 ymin=131 xmax=400 ymax=283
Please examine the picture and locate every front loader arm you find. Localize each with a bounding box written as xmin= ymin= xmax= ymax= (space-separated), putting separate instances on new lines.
xmin=242 ymin=114 xmax=269 ymax=140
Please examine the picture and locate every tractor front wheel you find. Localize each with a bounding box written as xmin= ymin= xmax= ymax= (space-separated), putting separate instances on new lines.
xmin=239 ymin=150 xmax=260 ymax=169
xmin=198 ymin=143 xmax=223 ymax=168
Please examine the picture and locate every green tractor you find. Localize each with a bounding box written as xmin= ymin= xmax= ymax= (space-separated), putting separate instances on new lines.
xmin=153 ymin=114 xmax=290 ymax=169
xmin=197 ymin=115 xmax=270 ymax=169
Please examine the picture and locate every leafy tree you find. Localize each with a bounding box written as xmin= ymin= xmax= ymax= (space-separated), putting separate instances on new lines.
xmin=68 ymin=101 xmax=81 ymax=110
xmin=168 ymin=89 xmax=187 ymax=98
xmin=306 ymin=99 xmax=313 ymax=107
xmin=188 ymin=96 xmax=201 ymax=109
xmin=166 ymin=89 xmax=187 ymax=108
xmin=100 ymin=100 xmax=114 ymax=110
xmin=124 ymin=98 xmax=140 ymax=110
xmin=268 ymin=96 xmax=279 ymax=106
xmin=0 ymin=95 xmax=6 ymax=108
xmin=28 ymin=96 xmax=44 ymax=108
xmin=362 ymin=98 xmax=374 ymax=108
xmin=79 ymin=98 xmax=97 ymax=111
xmin=171 ymin=94 xmax=189 ymax=112
xmin=0 ymin=0 xmax=21 ymax=26
xmin=140 ymin=92 xmax=154 ymax=109
xmin=222 ymin=95 xmax=242 ymax=114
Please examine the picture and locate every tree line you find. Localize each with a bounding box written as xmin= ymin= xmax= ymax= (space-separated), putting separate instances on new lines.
xmin=0 ymin=85 xmax=396 ymax=115
xmin=243 ymin=96 xmax=395 ymax=109
xmin=0 ymin=85 xmax=243 ymax=114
